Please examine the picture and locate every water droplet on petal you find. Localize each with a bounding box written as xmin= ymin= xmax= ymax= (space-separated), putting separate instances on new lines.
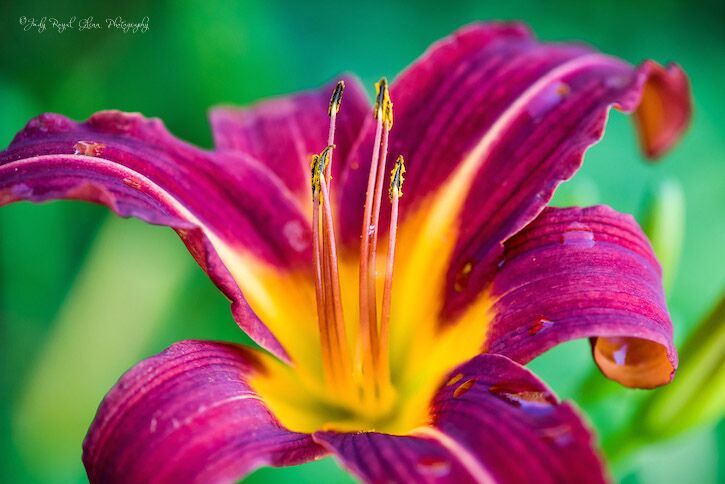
xmin=11 ymin=183 xmax=33 ymax=198
xmin=149 ymin=417 xmax=158 ymax=433
xmin=416 ymin=456 xmax=451 ymax=477
xmin=122 ymin=177 xmax=142 ymax=190
xmin=73 ymin=141 xmax=106 ymax=157
xmin=527 ymin=82 xmax=571 ymax=119
xmin=539 ymin=424 xmax=574 ymax=446
xmin=528 ymin=317 xmax=554 ymax=335
xmin=604 ymin=74 xmax=630 ymax=90
xmin=497 ymin=257 xmax=506 ymax=269
xmin=560 ymin=222 xmax=595 ymax=248
xmin=489 ymin=384 xmax=555 ymax=415
xmin=453 ymin=378 xmax=476 ymax=398
xmin=613 ymin=342 xmax=629 ymax=366
xmin=27 ymin=114 xmax=74 ymax=134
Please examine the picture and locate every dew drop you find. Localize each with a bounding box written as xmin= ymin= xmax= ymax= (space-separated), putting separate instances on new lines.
xmin=149 ymin=417 xmax=158 ymax=433
xmin=539 ymin=424 xmax=574 ymax=446
xmin=122 ymin=177 xmax=142 ymax=190
xmin=528 ymin=317 xmax=554 ymax=335
xmin=28 ymin=114 xmax=73 ymax=134
xmin=73 ymin=141 xmax=106 ymax=157
xmin=555 ymin=82 xmax=571 ymax=97
xmin=527 ymin=82 xmax=571 ymax=118
xmin=90 ymin=112 xmax=135 ymax=133
xmin=604 ymin=74 xmax=630 ymax=90
xmin=497 ymin=257 xmax=506 ymax=269
xmin=489 ymin=384 xmax=555 ymax=415
xmin=560 ymin=222 xmax=594 ymax=248
xmin=11 ymin=183 xmax=33 ymax=198
xmin=416 ymin=455 xmax=451 ymax=477
xmin=613 ymin=342 xmax=629 ymax=366
xmin=453 ymin=378 xmax=476 ymax=398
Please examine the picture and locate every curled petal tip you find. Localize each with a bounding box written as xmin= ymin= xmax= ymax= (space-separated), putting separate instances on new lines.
xmin=634 ymin=61 xmax=692 ymax=160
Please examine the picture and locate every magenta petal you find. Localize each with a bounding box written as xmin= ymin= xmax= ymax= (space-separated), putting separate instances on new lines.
xmin=83 ymin=341 xmax=323 ymax=483
xmin=316 ymin=354 xmax=606 ymax=483
xmin=0 ymin=111 xmax=319 ymax=358
xmin=210 ymin=76 xmax=370 ymax=206
xmin=487 ymin=205 xmax=677 ymax=388
xmin=313 ymin=432 xmax=480 ymax=483
xmin=336 ymin=22 xmax=691 ymax=317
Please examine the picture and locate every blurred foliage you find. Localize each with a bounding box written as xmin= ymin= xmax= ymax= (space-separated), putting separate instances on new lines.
xmin=637 ymin=293 xmax=725 ymax=441
xmin=640 ymin=179 xmax=686 ymax=293
xmin=0 ymin=0 xmax=723 ymax=482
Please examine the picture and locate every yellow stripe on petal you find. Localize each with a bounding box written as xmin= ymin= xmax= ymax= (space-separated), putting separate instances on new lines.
xmin=213 ymin=241 xmax=322 ymax=373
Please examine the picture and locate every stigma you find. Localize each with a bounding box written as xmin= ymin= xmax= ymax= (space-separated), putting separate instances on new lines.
xmin=310 ymin=79 xmax=405 ymax=405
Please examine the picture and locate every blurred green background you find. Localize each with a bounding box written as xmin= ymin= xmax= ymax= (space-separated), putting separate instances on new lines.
xmin=1 ymin=0 xmax=723 ymax=482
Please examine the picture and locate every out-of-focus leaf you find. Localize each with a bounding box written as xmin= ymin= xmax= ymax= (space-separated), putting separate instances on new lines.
xmin=640 ymin=178 xmax=686 ymax=293
xmin=12 ymin=216 xmax=193 ymax=481
xmin=637 ymin=292 xmax=725 ymax=439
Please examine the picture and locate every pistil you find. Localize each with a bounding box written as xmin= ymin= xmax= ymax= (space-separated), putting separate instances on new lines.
xmin=311 ymin=150 xmax=337 ymax=389
xmin=310 ymin=81 xmax=355 ymax=397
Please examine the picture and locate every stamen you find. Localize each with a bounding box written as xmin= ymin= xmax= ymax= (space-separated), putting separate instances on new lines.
xmin=368 ymin=79 xmax=393 ymax=383
xmin=319 ymin=175 xmax=352 ymax=387
xmin=326 ymin=80 xmax=344 ymax=182
xmin=378 ymin=156 xmax=405 ymax=383
xmin=310 ymin=84 xmax=355 ymax=399
xmin=310 ymin=154 xmax=336 ymax=387
xmin=328 ymin=80 xmax=345 ymax=117
xmin=374 ymin=78 xmax=393 ymax=130
xmin=359 ymin=78 xmax=392 ymax=397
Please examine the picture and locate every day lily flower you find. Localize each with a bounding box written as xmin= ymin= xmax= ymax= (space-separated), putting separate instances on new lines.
xmin=0 ymin=22 xmax=691 ymax=483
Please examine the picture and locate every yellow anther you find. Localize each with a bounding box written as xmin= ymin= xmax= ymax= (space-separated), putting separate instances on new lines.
xmin=389 ymin=155 xmax=406 ymax=200
xmin=374 ymin=78 xmax=394 ymax=129
xmin=310 ymin=145 xmax=335 ymax=198
xmin=328 ymin=80 xmax=345 ymax=117
xmin=310 ymin=154 xmax=322 ymax=198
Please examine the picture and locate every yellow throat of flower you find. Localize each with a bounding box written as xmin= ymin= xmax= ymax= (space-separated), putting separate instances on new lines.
xmin=247 ymin=79 xmax=490 ymax=435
